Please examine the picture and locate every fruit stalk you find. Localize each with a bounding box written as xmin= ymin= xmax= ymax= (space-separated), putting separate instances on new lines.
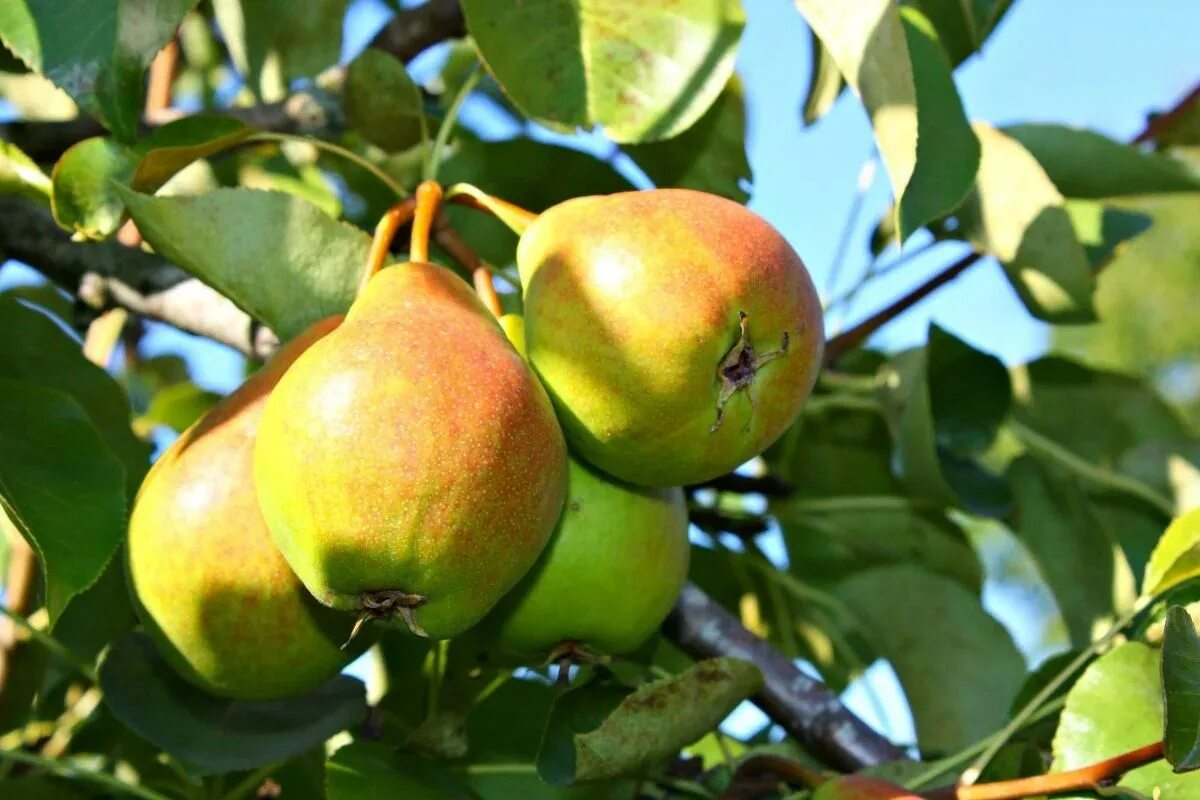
xmin=434 ymin=221 xmax=504 ymax=318
xmin=360 ymin=196 xmax=418 ymax=292
xmin=410 ymin=180 xmax=443 ymax=263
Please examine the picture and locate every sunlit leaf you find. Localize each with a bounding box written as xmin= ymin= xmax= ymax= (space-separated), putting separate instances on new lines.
xmin=1052 ymin=642 xmax=1200 ymax=797
xmin=118 ymin=186 xmax=372 ymax=340
xmin=460 ymin=0 xmax=745 ymax=143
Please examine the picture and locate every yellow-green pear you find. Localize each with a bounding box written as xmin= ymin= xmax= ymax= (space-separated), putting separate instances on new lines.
xmin=517 ymin=189 xmax=824 ymax=487
xmin=254 ymin=263 xmax=568 ymax=640
xmin=127 ymin=317 xmax=367 ymax=699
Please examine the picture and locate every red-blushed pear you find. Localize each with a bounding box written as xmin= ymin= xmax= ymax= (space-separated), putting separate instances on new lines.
xmin=812 ymin=775 xmax=925 ymax=799
xmin=475 ymin=456 xmax=689 ymax=664
xmin=253 ymin=262 xmax=568 ymax=640
xmin=127 ymin=317 xmax=368 ymax=700
xmin=517 ymin=188 xmax=824 ymax=488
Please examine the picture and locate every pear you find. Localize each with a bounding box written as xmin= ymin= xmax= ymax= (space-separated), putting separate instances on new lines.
xmin=127 ymin=317 xmax=366 ymax=699
xmin=254 ymin=263 xmax=568 ymax=640
xmin=478 ymin=457 xmax=689 ymax=663
xmin=517 ymin=188 xmax=824 ymax=487
xmin=812 ymin=776 xmax=922 ymax=799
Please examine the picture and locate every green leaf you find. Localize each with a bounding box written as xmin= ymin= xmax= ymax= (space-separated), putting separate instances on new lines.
xmin=118 ymin=186 xmax=372 ymax=340
xmin=836 ymin=565 xmax=1025 ymax=754
xmin=0 ymin=0 xmax=198 ymax=140
xmin=130 ymin=114 xmax=256 ymax=191
xmin=895 ymin=7 xmax=980 ymax=240
xmin=460 ymin=0 xmax=745 ymax=144
xmin=51 ymin=136 xmax=136 ymax=238
xmin=960 ymin=123 xmax=1096 ymax=323
xmin=0 ymin=380 xmax=126 ymax=622
xmin=135 ymin=381 xmax=221 ymax=435
xmin=1052 ymin=642 xmax=1200 ymax=797
xmin=99 ymin=632 xmax=367 ymax=776
xmin=327 ymin=742 xmax=477 ymax=800
xmin=1013 ymin=356 xmax=1188 ymax=466
xmin=51 ymin=116 xmax=256 ymax=239
xmin=1145 ymin=510 xmax=1200 ymax=598
xmin=775 ymin=503 xmax=983 ymax=592
xmin=793 ymin=1 xmax=979 ymax=241
xmin=766 ymin=400 xmax=900 ymax=497
xmin=1064 ymin=200 xmax=1153 ymax=268
xmin=0 ymin=296 xmax=148 ymax=494
xmin=904 ymin=0 xmax=976 ymax=65
xmin=212 ymin=0 xmax=346 ymax=102
xmin=0 ymin=140 xmax=51 ymax=205
xmin=624 ymin=76 xmax=750 ymax=202
xmin=440 ymin=136 xmax=633 ymax=267
xmin=460 ymin=678 xmax=634 ymax=800
xmin=800 ymin=25 xmax=844 ymax=126
xmin=1004 ymin=124 xmax=1200 ymax=198
xmin=1163 ymin=606 xmax=1200 ymax=771
xmin=878 ymin=325 xmax=1012 ymax=515
xmin=344 ymin=49 xmax=426 ymax=153
xmin=538 ymin=659 xmax=763 ymax=785
xmin=1007 ymin=456 xmax=1137 ymax=648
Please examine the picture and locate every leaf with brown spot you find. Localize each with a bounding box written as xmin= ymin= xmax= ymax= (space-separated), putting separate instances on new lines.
xmin=537 ymin=658 xmax=763 ymax=785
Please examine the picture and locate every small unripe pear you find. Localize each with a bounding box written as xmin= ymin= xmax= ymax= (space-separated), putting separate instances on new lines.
xmin=516 ymin=188 xmax=823 ymax=487
xmin=127 ymin=317 xmax=366 ymax=699
xmin=478 ymin=457 xmax=689 ymax=662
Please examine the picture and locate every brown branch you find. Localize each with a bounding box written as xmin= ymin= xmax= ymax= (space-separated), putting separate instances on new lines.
xmin=687 ymin=473 xmax=796 ymax=498
xmin=688 ymin=508 xmax=770 ymax=538
xmin=0 ymin=519 xmax=38 ymax=720
xmin=1132 ymin=80 xmax=1200 ymax=145
xmin=144 ymin=38 xmax=180 ymax=118
xmin=663 ymin=583 xmax=905 ymax=771
xmin=823 ymin=251 xmax=982 ymax=366
xmin=2 ymin=0 xmax=466 ymax=164
xmin=370 ymin=0 xmax=465 ymax=62
xmin=0 ymin=197 xmax=273 ymax=359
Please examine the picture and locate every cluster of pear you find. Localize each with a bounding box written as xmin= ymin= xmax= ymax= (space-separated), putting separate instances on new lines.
xmin=126 ymin=188 xmax=823 ymax=699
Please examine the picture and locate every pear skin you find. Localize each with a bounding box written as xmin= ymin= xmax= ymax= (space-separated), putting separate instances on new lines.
xmin=480 ymin=457 xmax=689 ymax=662
xmin=517 ymin=189 xmax=824 ymax=487
xmin=127 ymin=316 xmax=367 ymax=700
xmin=254 ymin=263 xmax=568 ymax=640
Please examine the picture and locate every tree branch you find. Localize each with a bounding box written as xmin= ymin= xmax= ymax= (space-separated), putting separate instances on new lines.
xmin=663 ymin=583 xmax=905 ymax=771
xmin=0 ymin=197 xmax=274 ymax=359
xmin=823 ymin=251 xmax=982 ymax=365
xmin=369 ymin=0 xmax=465 ymax=62
xmin=1132 ymin=80 xmax=1200 ymax=145
xmin=1 ymin=0 xmax=466 ymax=164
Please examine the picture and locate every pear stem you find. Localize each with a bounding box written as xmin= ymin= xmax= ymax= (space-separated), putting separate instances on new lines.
xmin=410 ymin=180 xmax=444 ymax=264
xmin=359 ymin=197 xmax=417 ymax=295
xmin=434 ymin=221 xmax=504 ymax=318
xmin=444 ymin=183 xmax=537 ymax=235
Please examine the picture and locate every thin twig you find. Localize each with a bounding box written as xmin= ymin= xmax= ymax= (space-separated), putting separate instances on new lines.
xmin=823 ymin=251 xmax=982 ymax=365
xmin=1131 ymin=80 xmax=1200 ymax=145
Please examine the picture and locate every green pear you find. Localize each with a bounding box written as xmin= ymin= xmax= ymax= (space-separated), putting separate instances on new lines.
xmin=478 ymin=457 xmax=689 ymax=662
xmin=517 ymin=188 xmax=824 ymax=487
xmin=254 ymin=263 xmax=568 ymax=640
xmin=127 ymin=317 xmax=368 ymax=699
